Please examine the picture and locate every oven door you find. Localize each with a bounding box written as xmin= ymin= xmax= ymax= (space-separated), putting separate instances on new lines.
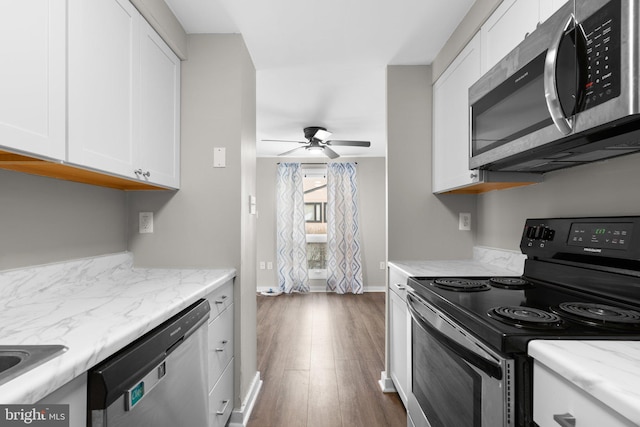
xmin=406 ymin=291 xmax=514 ymax=427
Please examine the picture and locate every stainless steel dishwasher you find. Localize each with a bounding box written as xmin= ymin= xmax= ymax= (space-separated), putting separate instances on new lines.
xmin=88 ymin=299 xmax=210 ymax=427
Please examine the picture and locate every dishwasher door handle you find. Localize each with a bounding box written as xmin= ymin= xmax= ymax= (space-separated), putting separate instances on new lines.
xmin=216 ymin=399 xmax=230 ymax=416
xmin=125 ymin=360 xmax=167 ymax=411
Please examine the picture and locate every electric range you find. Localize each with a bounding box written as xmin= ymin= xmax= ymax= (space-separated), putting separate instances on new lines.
xmin=406 ymin=216 xmax=640 ymax=427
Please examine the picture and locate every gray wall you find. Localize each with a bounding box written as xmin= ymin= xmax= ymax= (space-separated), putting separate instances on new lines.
xmin=477 ymin=153 xmax=640 ymax=250
xmin=387 ymin=65 xmax=476 ymax=261
xmin=256 ymin=157 xmax=387 ymax=291
xmin=0 ymin=169 xmax=127 ymax=270
xmin=127 ymin=34 xmax=257 ymax=411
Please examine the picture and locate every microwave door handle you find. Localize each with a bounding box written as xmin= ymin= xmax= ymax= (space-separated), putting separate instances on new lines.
xmin=407 ymin=295 xmax=503 ymax=380
xmin=544 ymin=14 xmax=575 ymax=135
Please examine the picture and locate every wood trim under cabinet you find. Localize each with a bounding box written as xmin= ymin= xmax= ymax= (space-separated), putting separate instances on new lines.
xmin=442 ymin=180 xmax=540 ymax=194
xmin=0 ymin=149 xmax=169 ymax=191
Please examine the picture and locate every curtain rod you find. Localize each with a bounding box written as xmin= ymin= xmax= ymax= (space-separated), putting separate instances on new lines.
xmin=276 ymin=162 xmax=358 ymax=164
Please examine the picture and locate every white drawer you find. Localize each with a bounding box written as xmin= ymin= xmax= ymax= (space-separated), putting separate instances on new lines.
xmin=389 ymin=266 xmax=409 ymax=301
xmin=209 ymin=358 xmax=234 ymax=427
xmin=206 ymin=279 xmax=233 ymax=320
xmin=533 ymin=361 xmax=635 ymax=427
xmin=208 ymin=303 xmax=234 ymax=390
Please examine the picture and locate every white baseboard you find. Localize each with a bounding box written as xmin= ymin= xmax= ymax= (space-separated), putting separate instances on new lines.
xmin=228 ymin=371 xmax=262 ymax=427
xmin=379 ymin=371 xmax=397 ymax=393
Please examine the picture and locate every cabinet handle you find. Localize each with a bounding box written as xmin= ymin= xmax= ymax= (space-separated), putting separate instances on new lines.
xmin=134 ymin=169 xmax=151 ymax=178
xmin=553 ymin=413 xmax=576 ymax=427
xmin=215 ymin=340 xmax=229 ymax=352
xmin=216 ymin=399 xmax=230 ymax=415
xmin=395 ymin=284 xmax=406 ymax=290
xmin=470 ymin=172 xmax=478 ymax=179
xmin=215 ymin=295 xmax=228 ymax=304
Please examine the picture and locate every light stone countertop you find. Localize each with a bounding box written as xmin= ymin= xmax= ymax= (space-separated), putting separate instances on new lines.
xmin=528 ymin=340 xmax=640 ymax=426
xmin=389 ymin=246 xmax=526 ymax=278
xmin=0 ymin=252 xmax=235 ymax=404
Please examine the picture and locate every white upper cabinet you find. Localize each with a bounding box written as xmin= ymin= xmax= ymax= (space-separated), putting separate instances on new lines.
xmin=138 ymin=19 xmax=181 ymax=188
xmin=0 ymin=1 xmax=66 ymax=160
xmin=480 ymin=0 xmax=541 ymax=74
xmin=67 ymin=0 xmax=180 ymax=189
xmin=67 ymin=0 xmax=140 ymax=180
xmin=539 ymin=0 xmax=569 ymax=24
xmin=432 ymin=33 xmax=482 ymax=193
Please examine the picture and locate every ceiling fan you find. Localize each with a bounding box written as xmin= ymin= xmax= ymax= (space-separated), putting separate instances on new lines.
xmin=263 ymin=126 xmax=371 ymax=159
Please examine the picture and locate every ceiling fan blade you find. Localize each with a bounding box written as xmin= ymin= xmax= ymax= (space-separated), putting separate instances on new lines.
xmin=323 ymin=146 xmax=340 ymax=159
xmin=278 ymin=146 xmax=307 ymax=156
xmin=313 ymin=129 xmax=332 ymax=141
xmin=325 ymin=140 xmax=371 ymax=147
xmin=262 ymin=139 xmax=307 ymax=144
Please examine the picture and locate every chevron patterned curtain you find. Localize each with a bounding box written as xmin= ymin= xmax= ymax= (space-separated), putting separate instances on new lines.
xmin=276 ymin=163 xmax=310 ymax=293
xmin=326 ymin=162 xmax=363 ymax=294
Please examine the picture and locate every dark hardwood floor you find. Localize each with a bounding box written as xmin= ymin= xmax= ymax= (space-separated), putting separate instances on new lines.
xmin=248 ymin=292 xmax=407 ymax=427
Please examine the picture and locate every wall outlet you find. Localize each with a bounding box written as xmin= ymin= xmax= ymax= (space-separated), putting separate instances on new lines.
xmin=139 ymin=212 xmax=154 ymax=233
xmin=459 ymin=213 xmax=471 ymax=231
xmin=259 ymin=261 xmax=266 ymax=270
xmin=267 ymin=262 xmax=273 ymax=270
xmin=379 ymin=261 xmax=386 ymax=270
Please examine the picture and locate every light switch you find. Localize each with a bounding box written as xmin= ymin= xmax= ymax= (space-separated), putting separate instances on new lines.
xmin=213 ymin=147 xmax=226 ymax=167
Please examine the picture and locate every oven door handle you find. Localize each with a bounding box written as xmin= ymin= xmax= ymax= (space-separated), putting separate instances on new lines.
xmin=407 ymin=294 xmax=503 ymax=380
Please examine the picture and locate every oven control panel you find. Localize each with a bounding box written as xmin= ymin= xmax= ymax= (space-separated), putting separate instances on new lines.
xmin=521 ymin=216 xmax=640 ymax=260
xmin=567 ymin=222 xmax=632 ymax=250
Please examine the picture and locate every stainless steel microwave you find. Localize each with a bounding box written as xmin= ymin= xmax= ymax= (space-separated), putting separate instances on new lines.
xmin=469 ymin=0 xmax=640 ymax=173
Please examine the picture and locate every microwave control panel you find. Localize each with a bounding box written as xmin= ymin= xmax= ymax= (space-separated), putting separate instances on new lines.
xmin=581 ymin=0 xmax=621 ymax=110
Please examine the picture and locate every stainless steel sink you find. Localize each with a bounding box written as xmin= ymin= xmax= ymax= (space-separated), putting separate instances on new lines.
xmin=0 ymin=345 xmax=67 ymax=386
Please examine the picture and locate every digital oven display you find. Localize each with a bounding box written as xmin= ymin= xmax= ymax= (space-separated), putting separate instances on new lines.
xmin=567 ymin=222 xmax=633 ymax=250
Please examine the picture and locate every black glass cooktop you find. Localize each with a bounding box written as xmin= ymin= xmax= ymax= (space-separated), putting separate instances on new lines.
xmin=408 ymin=275 xmax=640 ymax=354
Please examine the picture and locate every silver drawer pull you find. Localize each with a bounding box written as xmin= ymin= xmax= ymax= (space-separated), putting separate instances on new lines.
xmin=216 ymin=399 xmax=230 ymax=415
xmin=395 ymin=284 xmax=406 ymax=290
xmin=553 ymin=413 xmax=576 ymax=427
xmin=215 ymin=340 xmax=229 ymax=352
xmin=215 ymin=295 xmax=228 ymax=304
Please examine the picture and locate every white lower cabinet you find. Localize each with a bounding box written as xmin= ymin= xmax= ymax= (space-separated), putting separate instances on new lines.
xmin=37 ymin=373 xmax=87 ymax=427
xmin=533 ymin=360 xmax=636 ymax=427
xmin=209 ymin=359 xmax=234 ymax=427
xmin=388 ymin=266 xmax=410 ymax=407
xmin=206 ymin=280 xmax=234 ymax=427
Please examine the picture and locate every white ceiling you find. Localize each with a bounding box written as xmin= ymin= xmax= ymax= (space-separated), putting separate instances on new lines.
xmin=164 ymin=0 xmax=475 ymax=158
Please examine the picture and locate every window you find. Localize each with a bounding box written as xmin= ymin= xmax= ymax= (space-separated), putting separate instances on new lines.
xmin=303 ymin=167 xmax=327 ymax=278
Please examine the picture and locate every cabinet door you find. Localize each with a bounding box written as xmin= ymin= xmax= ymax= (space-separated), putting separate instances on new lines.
xmin=389 ymin=286 xmax=408 ymax=406
xmin=480 ymin=0 xmax=541 ymax=74
xmin=432 ymin=33 xmax=481 ymax=193
xmin=139 ymin=19 xmax=181 ymax=189
xmin=68 ymin=0 xmax=139 ymax=179
xmin=0 ymin=0 xmax=65 ymax=160
xmin=539 ymin=0 xmax=568 ymax=24
xmin=533 ymin=361 xmax=635 ymax=427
